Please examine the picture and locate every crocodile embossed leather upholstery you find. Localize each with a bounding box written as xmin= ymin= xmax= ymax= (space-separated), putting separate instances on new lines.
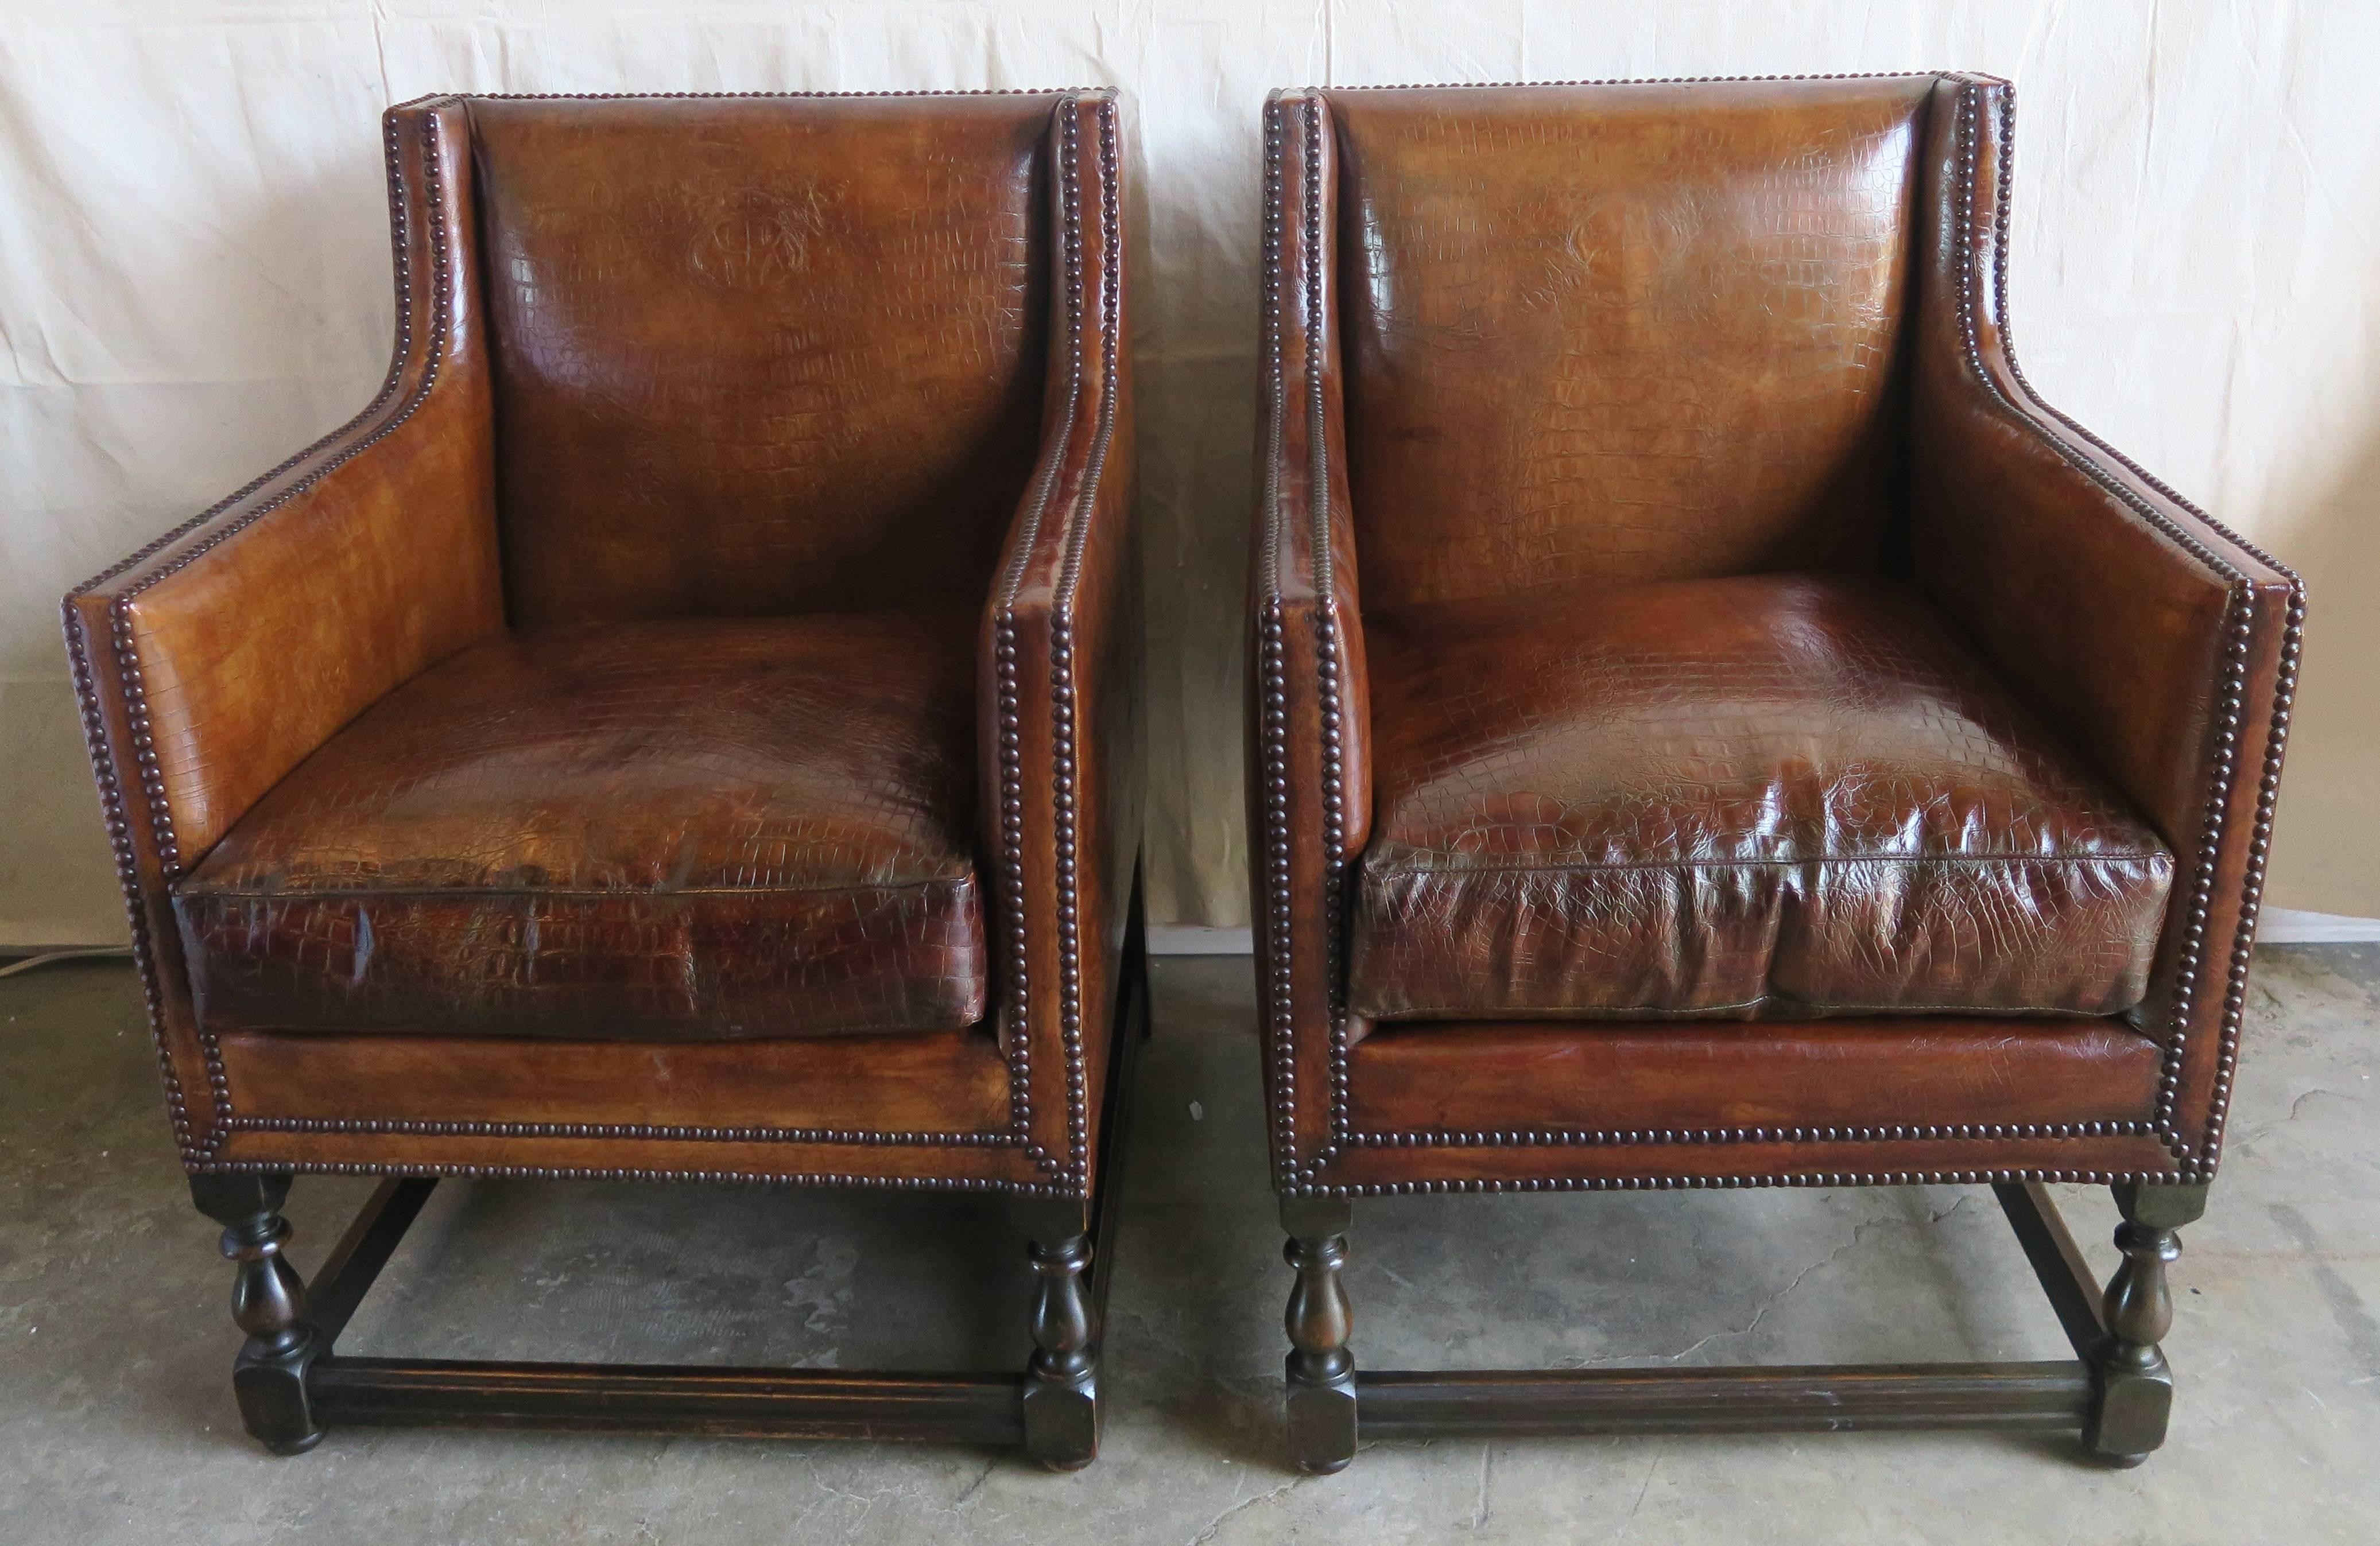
xmin=1350 ymin=575 xmax=2174 ymax=1021
xmin=472 ymin=96 xmax=1053 ymax=628
xmin=1249 ymin=76 xmax=2301 ymax=1195
xmin=1333 ymin=78 xmax=1931 ymax=609
xmin=174 ymin=615 xmax=987 ymax=1041
xmin=69 ymin=92 xmax=1138 ymax=1197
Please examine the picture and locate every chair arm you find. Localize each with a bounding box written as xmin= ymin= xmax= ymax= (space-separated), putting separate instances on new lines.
xmin=1247 ymin=92 xmax=1374 ymax=1193
xmin=62 ymin=98 xmax=500 ymax=1162
xmin=1908 ymin=76 xmax=2303 ymax=1168
xmin=978 ymin=91 xmax=1141 ymax=1199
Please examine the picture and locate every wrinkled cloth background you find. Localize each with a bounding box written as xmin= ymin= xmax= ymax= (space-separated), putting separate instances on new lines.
xmin=3 ymin=0 xmax=2375 ymax=945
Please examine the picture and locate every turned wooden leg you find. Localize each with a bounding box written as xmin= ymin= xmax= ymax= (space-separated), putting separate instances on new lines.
xmin=1015 ymin=1198 xmax=1100 ymax=1471
xmin=1281 ymin=1194 xmax=1356 ymax=1474
xmin=188 ymin=1172 xmax=324 ymax=1455
xmin=2085 ymin=1180 xmax=2208 ymax=1466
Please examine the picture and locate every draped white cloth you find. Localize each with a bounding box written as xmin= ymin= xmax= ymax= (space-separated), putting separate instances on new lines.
xmin=3 ymin=0 xmax=2374 ymax=944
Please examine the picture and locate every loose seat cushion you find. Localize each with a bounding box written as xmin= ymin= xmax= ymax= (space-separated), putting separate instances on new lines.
xmin=1349 ymin=575 xmax=2174 ymax=1023
xmin=174 ymin=615 xmax=988 ymax=1041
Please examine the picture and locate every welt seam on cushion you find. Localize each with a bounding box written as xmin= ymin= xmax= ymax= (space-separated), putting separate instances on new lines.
xmin=1365 ymin=1001 xmax=2136 ymax=1021
xmin=1365 ymin=852 xmax=2173 ymax=876
xmin=175 ymin=877 xmax=977 ymax=902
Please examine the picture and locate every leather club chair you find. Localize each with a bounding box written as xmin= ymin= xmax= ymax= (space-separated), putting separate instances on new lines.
xmin=1249 ymin=73 xmax=2301 ymax=1473
xmin=65 ymin=89 xmax=1143 ymax=1470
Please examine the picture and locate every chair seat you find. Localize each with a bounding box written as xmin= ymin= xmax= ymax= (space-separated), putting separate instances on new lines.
xmin=173 ymin=615 xmax=989 ymax=1042
xmin=1348 ymin=575 xmax=2175 ymax=1023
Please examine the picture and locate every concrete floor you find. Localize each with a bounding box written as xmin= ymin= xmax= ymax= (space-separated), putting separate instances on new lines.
xmin=1 ymin=949 xmax=2374 ymax=1544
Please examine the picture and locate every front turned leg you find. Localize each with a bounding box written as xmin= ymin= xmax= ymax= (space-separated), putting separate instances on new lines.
xmin=188 ymin=1172 xmax=324 ymax=1455
xmin=1015 ymin=1199 xmax=1100 ymax=1470
xmin=2086 ymin=1180 xmax=2209 ymax=1466
xmin=1281 ymin=1194 xmax=1356 ymax=1474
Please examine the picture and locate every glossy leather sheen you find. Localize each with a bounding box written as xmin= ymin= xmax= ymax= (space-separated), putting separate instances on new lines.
xmin=1249 ymin=77 xmax=2301 ymax=1191
xmin=1350 ymin=574 xmax=2174 ymax=1022
xmin=216 ymin=1028 xmax=1013 ymax=1137
xmin=1249 ymin=92 xmax=1376 ymax=1172
xmin=1328 ymin=79 xmax=1933 ymax=609
xmin=1346 ymin=1016 xmax=2165 ymax=1136
xmin=175 ymin=615 xmax=987 ymax=1040
xmin=473 ymin=96 xmax=1056 ymax=628
xmin=1906 ymin=77 xmax=2298 ymax=1155
xmin=71 ymin=92 xmax=1138 ymax=1194
xmin=94 ymin=99 xmax=501 ymax=872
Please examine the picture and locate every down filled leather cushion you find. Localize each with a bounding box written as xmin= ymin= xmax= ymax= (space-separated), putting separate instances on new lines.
xmin=1350 ymin=575 xmax=2173 ymax=1023
xmin=175 ymin=614 xmax=988 ymax=1041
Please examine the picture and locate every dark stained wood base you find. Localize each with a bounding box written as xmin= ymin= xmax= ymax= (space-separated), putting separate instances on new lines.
xmin=1288 ymin=1180 xmax=2205 ymax=1467
xmin=196 ymin=880 xmax=1150 ymax=1469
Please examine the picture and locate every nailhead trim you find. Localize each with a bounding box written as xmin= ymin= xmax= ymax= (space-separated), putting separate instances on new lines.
xmin=228 ymin=1117 xmax=1019 ymax=1145
xmin=65 ymin=103 xmax=459 ymax=1162
xmin=191 ymin=1159 xmax=1073 ymax=1194
xmin=1262 ymin=73 xmax=2277 ymax=1197
xmin=73 ymin=94 xmax=1126 ymax=1196
xmin=1312 ymin=1168 xmax=2205 ymax=1197
xmin=1303 ymin=99 xmax=1354 ymax=1191
xmin=990 ymin=94 xmax=1124 ymax=1199
xmin=1256 ymin=99 xmax=1303 ymax=1193
xmin=1348 ymin=1121 xmax=2154 ymax=1148
xmin=1975 ymin=85 xmax=2303 ymax=1168
xmin=61 ymin=611 xmax=188 ymax=1152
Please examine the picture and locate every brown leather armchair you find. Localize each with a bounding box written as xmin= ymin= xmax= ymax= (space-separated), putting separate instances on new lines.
xmin=66 ymin=89 xmax=1142 ymax=1469
xmin=1249 ymin=74 xmax=2301 ymax=1471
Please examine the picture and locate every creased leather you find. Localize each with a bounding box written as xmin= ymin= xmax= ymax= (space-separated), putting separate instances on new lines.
xmin=174 ymin=615 xmax=987 ymax=1040
xmin=1351 ymin=575 xmax=2173 ymax=1021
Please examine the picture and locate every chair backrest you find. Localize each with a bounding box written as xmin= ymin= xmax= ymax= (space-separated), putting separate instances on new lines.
xmin=464 ymin=94 xmax=1060 ymax=628
xmin=1321 ymin=77 xmax=1938 ymax=610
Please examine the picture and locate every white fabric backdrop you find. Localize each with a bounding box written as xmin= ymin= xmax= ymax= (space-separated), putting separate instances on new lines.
xmin=5 ymin=0 xmax=2375 ymax=943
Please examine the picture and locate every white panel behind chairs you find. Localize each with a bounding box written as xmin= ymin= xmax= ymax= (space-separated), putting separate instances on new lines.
xmin=2 ymin=0 xmax=2374 ymax=944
